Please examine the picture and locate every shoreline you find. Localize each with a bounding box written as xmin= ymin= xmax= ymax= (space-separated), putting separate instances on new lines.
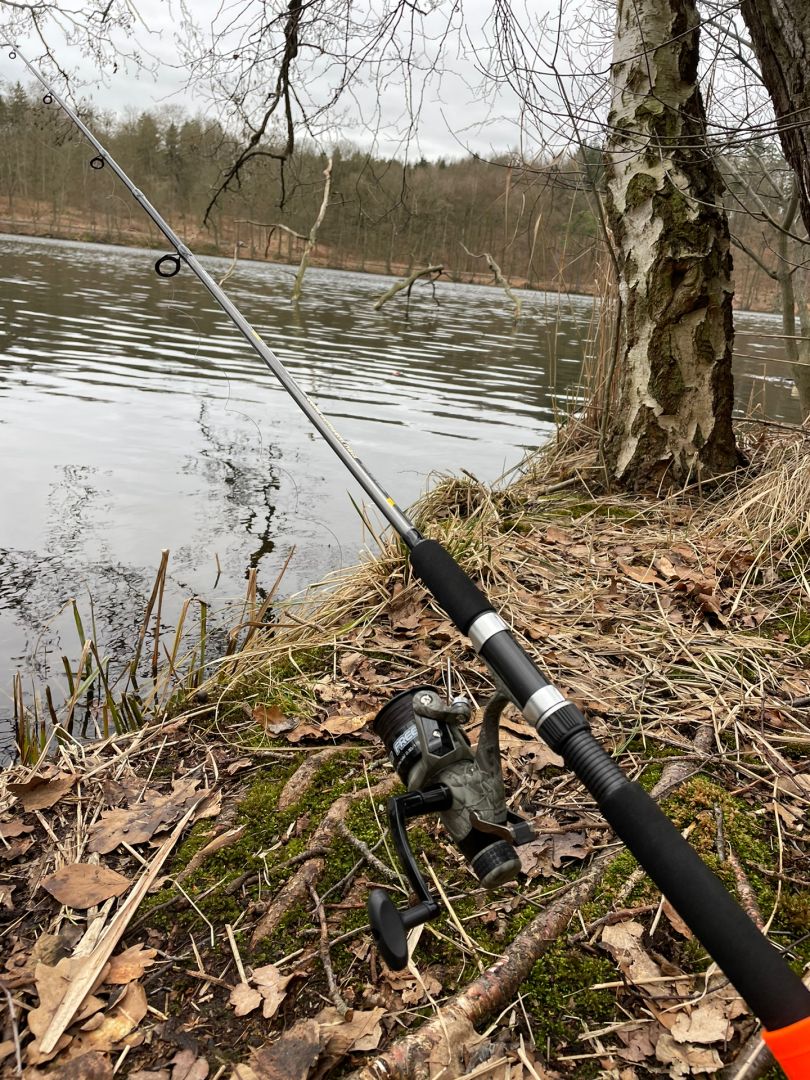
xmin=0 ymin=216 xmax=783 ymax=314
xmin=2 ymin=423 xmax=808 ymax=1076
xmin=0 ymin=214 xmax=590 ymax=298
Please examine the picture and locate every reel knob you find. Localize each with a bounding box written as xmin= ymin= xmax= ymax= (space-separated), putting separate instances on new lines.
xmin=368 ymin=889 xmax=441 ymax=970
xmin=368 ymin=889 xmax=409 ymax=969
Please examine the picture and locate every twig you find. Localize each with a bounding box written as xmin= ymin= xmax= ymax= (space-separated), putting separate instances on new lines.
xmin=336 ymin=821 xmax=397 ymax=881
xmin=569 ymin=904 xmax=658 ymax=944
xmin=0 ymin=982 xmax=22 ymax=1075
xmin=308 ymin=883 xmax=351 ymax=1018
xmin=225 ymin=924 xmax=248 ymax=984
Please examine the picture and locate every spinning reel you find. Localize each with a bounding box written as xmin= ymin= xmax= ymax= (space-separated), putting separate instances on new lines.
xmin=368 ymin=686 xmax=534 ymax=969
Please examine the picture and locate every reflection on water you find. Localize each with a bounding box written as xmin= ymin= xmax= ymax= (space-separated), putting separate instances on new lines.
xmin=0 ymin=235 xmax=802 ymax=748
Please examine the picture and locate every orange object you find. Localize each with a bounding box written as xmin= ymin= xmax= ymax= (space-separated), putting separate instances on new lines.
xmin=764 ymin=1015 xmax=810 ymax=1079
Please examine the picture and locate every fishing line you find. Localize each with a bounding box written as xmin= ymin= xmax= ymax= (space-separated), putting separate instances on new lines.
xmin=8 ymin=43 xmax=810 ymax=1066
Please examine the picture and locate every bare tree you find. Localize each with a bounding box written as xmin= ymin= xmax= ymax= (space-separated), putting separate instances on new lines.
xmin=740 ymin=0 xmax=810 ymax=237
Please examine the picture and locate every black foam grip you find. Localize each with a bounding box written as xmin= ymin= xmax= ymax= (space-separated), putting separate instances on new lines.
xmin=409 ymin=539 xmax=492 ymax=633
xmin=603 ymin=782 xmax=810 ymax=1031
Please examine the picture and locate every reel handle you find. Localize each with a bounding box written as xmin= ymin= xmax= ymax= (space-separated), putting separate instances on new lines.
xmin=367 ymin=786 xmax=451 ymax=970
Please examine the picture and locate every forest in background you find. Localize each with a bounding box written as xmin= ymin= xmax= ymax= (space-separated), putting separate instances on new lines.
xmin=0 ymin=81 xmax=798 ymax=310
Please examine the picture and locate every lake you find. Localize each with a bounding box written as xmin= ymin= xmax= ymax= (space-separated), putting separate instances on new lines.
xmin=0 ymin=235 xmax=802 ymax=749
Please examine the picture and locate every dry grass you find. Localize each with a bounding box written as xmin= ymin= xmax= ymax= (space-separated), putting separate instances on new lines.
xmin=211 ymin=421 xmax=810 ymax=776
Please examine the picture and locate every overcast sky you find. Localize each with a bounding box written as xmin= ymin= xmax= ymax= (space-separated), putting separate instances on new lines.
xmin=0 ymin=0 xmax=559 ymax=160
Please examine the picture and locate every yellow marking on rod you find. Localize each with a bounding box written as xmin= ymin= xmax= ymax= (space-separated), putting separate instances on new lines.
xmin=253 ymin=329 xmax=264 ymax=343
xmin=386 ymin=498 xmax=397 ymax=507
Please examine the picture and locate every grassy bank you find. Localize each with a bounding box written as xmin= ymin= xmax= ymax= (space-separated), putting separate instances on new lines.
xmin=1 ymin=421 xmax=809 ymax=1078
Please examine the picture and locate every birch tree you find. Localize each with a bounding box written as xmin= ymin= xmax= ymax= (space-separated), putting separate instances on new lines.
xmin=603 ymin=0 xmax=741 ymax=489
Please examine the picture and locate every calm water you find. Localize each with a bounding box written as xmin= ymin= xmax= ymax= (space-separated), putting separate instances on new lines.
xmin=0 ymin=235 xmax=802 ymax=747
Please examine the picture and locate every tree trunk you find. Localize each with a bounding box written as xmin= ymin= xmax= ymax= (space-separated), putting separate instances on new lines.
xmin=792 ymin=270 xmax=810 ymax=421
xmin=603 ymin=0 xmax=741 ymax=489
xmin=741 ymin=0 xmax=810 ymax=238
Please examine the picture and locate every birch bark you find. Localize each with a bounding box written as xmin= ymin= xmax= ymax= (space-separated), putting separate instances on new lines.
xmin=603 ymin=0 xmax=741 ymax=488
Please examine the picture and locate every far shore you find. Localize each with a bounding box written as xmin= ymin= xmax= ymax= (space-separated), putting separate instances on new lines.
xmin=0 ymin=213 xmax=782 ymax=314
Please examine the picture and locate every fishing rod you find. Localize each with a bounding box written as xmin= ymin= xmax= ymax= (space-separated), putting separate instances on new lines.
xmin=7 ymin=45 xmax=810 ymax=1073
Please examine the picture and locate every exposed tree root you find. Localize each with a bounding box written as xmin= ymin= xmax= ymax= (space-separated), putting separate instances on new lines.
xmin=278 ymin=748 xmax=346 ymax=812
xmin=250 ymin=776 xmax=398 ymax=946
xmin=349 ymin=863 xmax=604 ymax=1079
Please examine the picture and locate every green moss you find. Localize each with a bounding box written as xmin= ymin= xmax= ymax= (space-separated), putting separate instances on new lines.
xmin=141 ymin=751 xmax=375 ymax=942
xmin=523 ymin=943 xmax=616 ymax=1045
xmin=251 ymin=901 xmax=312 ymax=967
xmin=625 ymin=172 xmax=659 ymax=211
xmin=773 ymin=606 xmax=810 ymax=647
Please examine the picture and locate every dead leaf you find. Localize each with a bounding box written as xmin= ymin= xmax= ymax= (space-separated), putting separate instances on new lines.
xmin=655 ymin=1032 xmax=723 ymax=1076
xmin=26 ymin=1033 xmax=73 ymax=1066
xmin=670 ymin=1000 xmax=731 ymax=1045
xmin=653 ymin=555 xmax=679 ymax=579
xmin=171 ymin=1049 xmax=209 ymax=1080
xmin=322 ymin=711 xmax=373 ymax=737
xmin=550 ymin=832 xmax=591 ymax=868
xmin=252 ymin=964 xmax=293 ymax=1020
xmin=776 ymin=773 xmax=810 ymax=798
xmin=339 ymin=653 xmax=363 ymax=676
xmin=47 ymin=1051 xmax=114 ymax=1079
xmin=241 ymin=1019 xmax=321 ymax=1080
xmin=26 ymin=957 xmax=108 ymax=1063
xmin=313 ymin=678 xmax=343 ymax=703
xmin=618 ymin=561 xmax=663 ymax=585
xmin=0 ymin=885 xmax=15 ymax=909
xmin=661 ymin=900 xmax=693 ymax=940
xmin=253 ymin=705 xmax=294 ymax=735
xmin=522 ymin=745 xmax=565 ymax=772
xmin=130 ymin=1072 xmax=170 ymax=1080
xmin=9 ymin=771 xmax=76 ymax=811
xmin=88 ymin=778 xmax=203 ymax=854
xmin=65 ymin=982 xmax=147 ymax=1058
xmin=518 ymin=837 xmax=554 ymax=878
xmin=105 ymin=944 xmax=157 ymax=984
xmin=400 ymin=971 xmax=442 ymax=1006
xmin=0 ymin=837 xmax=33 ymax=861
xmin=544 ymin=525 xmax=571 ymax=544
xmin=601 ymin=921 xmax=668 ymax=996
xmin=226 ymin=758 xmax=254 ymax=776
xmin=0 ymin=818 xmax=34 ymax=839
xmin=286 ymin=722 xmax=324 ymax=744
xmin=317 ymin=1006 xmax=385 ymax=1055
xmin=42 ymin=864 xmax=131 ymax=909
xmin=616 ymin=1024 xmax=658 ymax=1063
xmin=230 ymin=982 xmax=262 ymax=1017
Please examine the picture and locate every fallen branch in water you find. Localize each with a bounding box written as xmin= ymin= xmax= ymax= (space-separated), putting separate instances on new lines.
xmin=373 ymin=266 xmax=443 ymax=311
xmin=460 ymin=242 xmax=521 ymax=319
